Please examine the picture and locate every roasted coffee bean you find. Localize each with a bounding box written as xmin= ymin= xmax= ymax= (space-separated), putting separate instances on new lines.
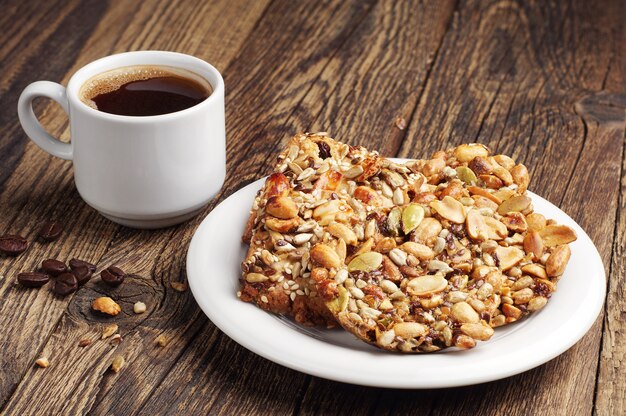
xmin=69 ymin=258 xmax=97 ymax=273
xmin=54 ymin=272 xmax=78 ymax=295
xmin=17 ymin=272 xmax=50 ymax=288
xmin=101 ymin=266 xmax=126 ymax=287
xmin=42 ymin=259 xmax=68 ymax=277
xmin=39 ymin=221 xmax=63 ymax=242
xmin=0 ymin=235 xmax=28 ymax=256
xmin=72 ymin=265 xmax=92 ymax=286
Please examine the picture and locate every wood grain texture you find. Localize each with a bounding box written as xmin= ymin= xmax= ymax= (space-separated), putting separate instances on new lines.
xmin=592 ymin=1 xmax=626 ymax=408
xmin=589 ymin=92 xmax=626 ymax=416
xmin=0 ymin=0 xmax=624 ymax=414
xmin=0 ymin=0 xmax=270 ymax=412
xmin=0 ymin=0 xmax=107 ymax=189
xmin=588 ymin=3 xmax=626 ymax=412
xmin=389 ymin=1 xmax=624 ymax=415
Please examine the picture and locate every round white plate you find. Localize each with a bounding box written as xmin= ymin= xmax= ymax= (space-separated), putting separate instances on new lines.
xmin=187 ymin=165 xmax=606 ymax=388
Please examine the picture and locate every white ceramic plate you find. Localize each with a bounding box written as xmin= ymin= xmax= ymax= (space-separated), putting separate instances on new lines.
xmin=187 ymin=165 xmax=606 ymax=389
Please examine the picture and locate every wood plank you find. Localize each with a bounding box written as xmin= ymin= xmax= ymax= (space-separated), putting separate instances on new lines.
xmin=592 ymin=0 xmax=626 ymax=410
xmin=0 ymin=0 xmax=270 ymax=412
xmin=583 ymin=92 xmax=625 ymax=416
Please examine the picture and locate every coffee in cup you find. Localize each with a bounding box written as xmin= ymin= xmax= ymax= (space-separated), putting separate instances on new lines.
xmin=79 ymin=65 xmax=212 ymax=116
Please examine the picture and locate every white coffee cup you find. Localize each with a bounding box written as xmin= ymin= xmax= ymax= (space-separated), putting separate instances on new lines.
xmin=17 ymin=51 xmax=225 ymax=229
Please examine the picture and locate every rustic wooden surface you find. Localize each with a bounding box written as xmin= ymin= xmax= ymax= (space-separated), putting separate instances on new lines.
xmin=0 ymin=0 xmax=624 ymax=414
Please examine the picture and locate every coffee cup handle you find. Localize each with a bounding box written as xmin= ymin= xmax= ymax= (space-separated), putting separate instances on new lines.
xmin=17 ymin=81 xmax=73 ymax=160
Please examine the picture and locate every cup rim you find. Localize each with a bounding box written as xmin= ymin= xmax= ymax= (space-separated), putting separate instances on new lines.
xmin=66 ymin=51 xmax=224 ymax=122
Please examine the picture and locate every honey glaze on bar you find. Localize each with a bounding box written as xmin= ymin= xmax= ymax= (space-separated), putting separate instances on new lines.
xmin=80 ymin=65 xmax=212 ymax=116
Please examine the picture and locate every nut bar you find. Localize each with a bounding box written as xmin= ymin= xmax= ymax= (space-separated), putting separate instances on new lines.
xmin=310 ymin=143 xmax=577 ymax=352
xmin=239 ymin=133 xmax=424 ymax=327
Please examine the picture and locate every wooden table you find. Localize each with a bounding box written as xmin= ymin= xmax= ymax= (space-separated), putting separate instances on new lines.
xmin=1 ymin=0 xmax=624 ymax=414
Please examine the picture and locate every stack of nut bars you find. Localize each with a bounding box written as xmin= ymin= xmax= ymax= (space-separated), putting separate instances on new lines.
xmin=238 ymin=133 xmax=576 ymax=353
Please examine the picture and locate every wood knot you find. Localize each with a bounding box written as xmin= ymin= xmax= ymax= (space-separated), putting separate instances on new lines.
xmin=574 ymin=91 xmax=626 ymax=130
xmin=68 ymin=274 xmax=162 ymax=325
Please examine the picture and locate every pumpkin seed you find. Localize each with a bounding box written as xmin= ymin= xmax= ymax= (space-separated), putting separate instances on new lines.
xmin=326 ymin=286 xmax=349 ymax=313
xmin=348 ymin=251 xmax=383 ymax=272
xmin=386 ymin=207 xmax=402 ymax=236
xmin=402 ymin=204 xmax=425 ymax=234
xmin=456 ymin=166 xmax=477 ymax=185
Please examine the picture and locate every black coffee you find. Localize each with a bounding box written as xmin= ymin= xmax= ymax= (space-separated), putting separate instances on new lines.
xmin=80 ymin=65 xmax=211 ymax=116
